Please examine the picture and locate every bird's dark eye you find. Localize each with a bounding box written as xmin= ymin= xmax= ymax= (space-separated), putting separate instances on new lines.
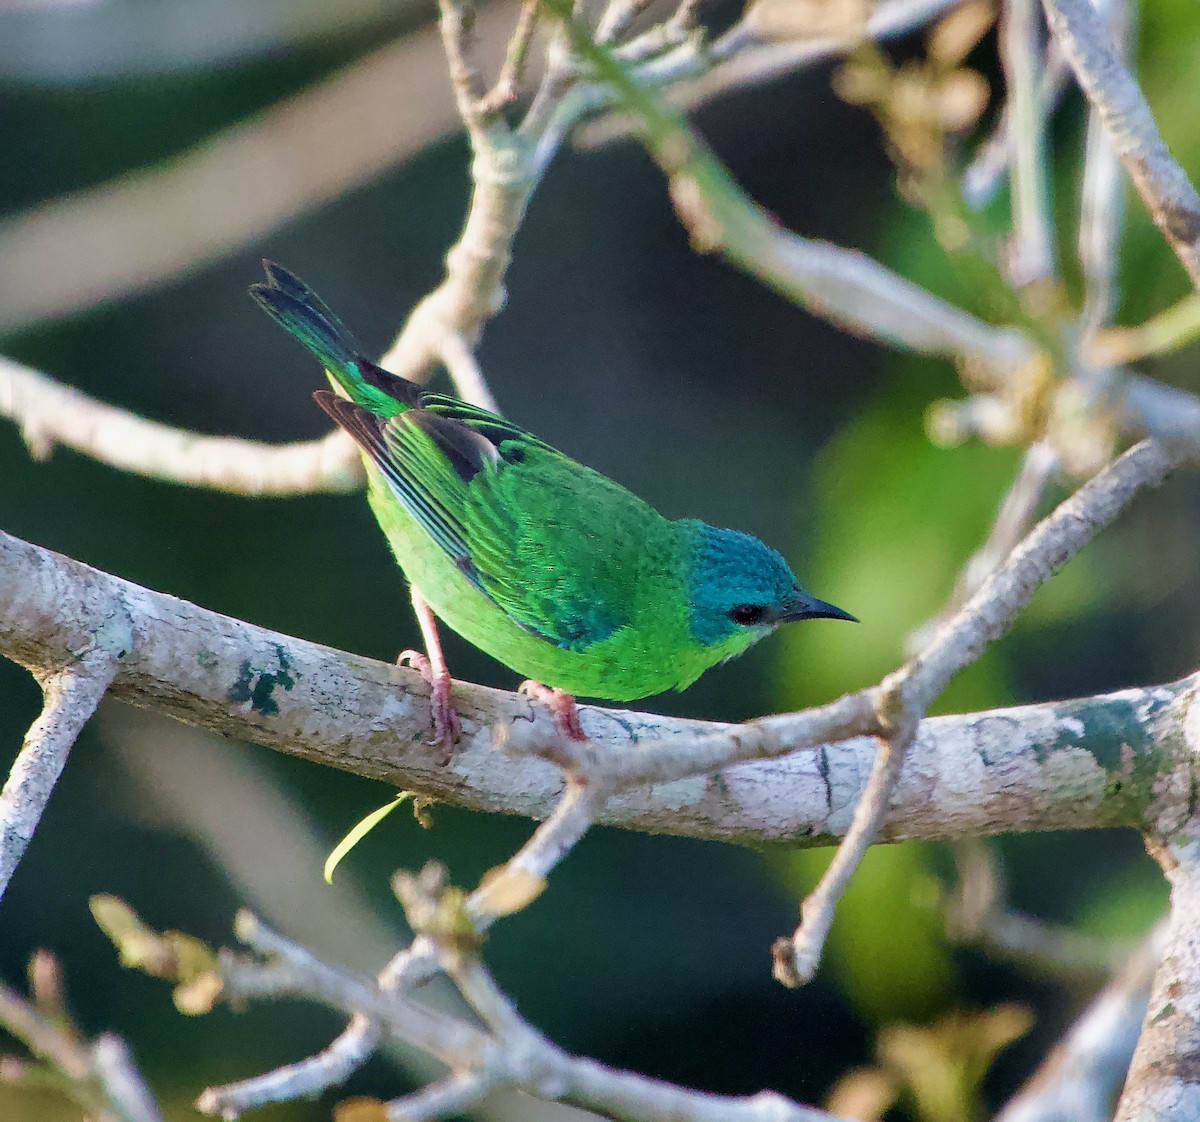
xmin=729 ymin=603 xmax=767 ymax=626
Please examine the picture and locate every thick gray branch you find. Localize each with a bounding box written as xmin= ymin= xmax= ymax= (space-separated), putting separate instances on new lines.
xmin=1 ymin=526 xmax=1194 ymax=847
xmin=1115 ymin=829 xmax=1200 ymax=1120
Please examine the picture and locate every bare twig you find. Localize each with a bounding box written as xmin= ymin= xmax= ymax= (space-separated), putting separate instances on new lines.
xmin=908 ymin=440 xmax=1059 ymax=654
xmin=0 ymin=356 xmax=363 ymax=495
xmin=90 ymin=1036 xmax=166 ymax=1122
xmin=469 ymin=776 xmax=601 ymax=924
xmin=477 ymin=0 xmax=541 ymax=114
xmin=438 ymin=0 xmax=495 ymax=136
xmin=208 ymin=1024 xmax=387 ymax=1117
xmin=1118 ymin=375 xmax=1200 ymax=459
xmin=197 ymin=911 xmax=849 ymax=1122
xmin=945 ymin=838 xmax=1133 ymax=975
xmin=549 ymin=1 xmax=1039 ymax=384
xmin=578 ymin=0 xmax=965 ymax=149
xmin=388 ymin=1071 xmax=499 ymax=1121
xmin=1 ymin=660 xmax=119 ymax=900
xmin=994 ymin=928 xmax=1161 ymax=1121
xmin=767 ymin=436 xmax=1180 ymax=985
xmin=1000 ymin=0 xmax=1055 ymax=286
xmin=1042 ymin=0 xmax=1200 ymax=290
xmin=1090 ymin=293 xmax=1200 ymax=365
xmin=0 ymin=978 xmax=90 ymax=1085
xmin=773 ymin=732 xmax=909 ymax=986
xmin=0 ymin=966 xmax=163 ymax=1122
xmin=595 ymin=0 xmax=656 ymax=46
xmin=895 ymin=439 xmax=1178 ymax=710
xmin=1077 ymin=0 xmax=1131 ymax=339
xmin=962 ymin=45 xmax=1069 ymax=210
xmin=557 ymin=1063 xmax=844 ymax=1122
xmin=376 ymin=0 xmax=576 ymax=387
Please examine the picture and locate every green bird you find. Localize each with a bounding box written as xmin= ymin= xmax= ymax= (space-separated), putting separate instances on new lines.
xmin=251 ymin=262 xmax=856 ymax=743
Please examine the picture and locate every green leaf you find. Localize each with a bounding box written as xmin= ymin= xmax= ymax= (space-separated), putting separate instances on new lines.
xmin=324 ymin=791 xmax=416 ymax=884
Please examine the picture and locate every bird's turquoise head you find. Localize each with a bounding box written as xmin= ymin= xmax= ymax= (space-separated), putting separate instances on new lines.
xmin=682 ymin=521 xmax=856 ymax=654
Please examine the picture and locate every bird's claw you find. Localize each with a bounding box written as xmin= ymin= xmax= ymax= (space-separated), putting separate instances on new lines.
xmin=399 ymin=649 xmax=462 ymax=748
xmin=519 ymin=680 xmax=587 ymax=742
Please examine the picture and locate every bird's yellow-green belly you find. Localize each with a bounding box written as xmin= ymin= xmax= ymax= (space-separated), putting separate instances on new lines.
xmin=368 ymin=478 xmax=712 ymax=701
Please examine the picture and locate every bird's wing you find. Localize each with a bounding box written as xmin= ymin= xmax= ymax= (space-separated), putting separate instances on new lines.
xmin=316 ymin=391 xmax=628 ymax=650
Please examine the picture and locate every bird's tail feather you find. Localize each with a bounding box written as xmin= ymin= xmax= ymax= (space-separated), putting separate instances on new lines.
xmin=250 ymin=261 xmax=418 ymax=416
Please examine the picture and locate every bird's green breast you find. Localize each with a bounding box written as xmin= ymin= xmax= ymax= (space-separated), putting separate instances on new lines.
xmin=364 ymin=456 xmax=754 ymax=701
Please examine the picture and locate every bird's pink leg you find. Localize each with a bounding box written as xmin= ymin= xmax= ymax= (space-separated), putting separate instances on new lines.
xmin=519 ymin=680 xmax=587 ymax=742
xmin=398 ymin=589 xmax=461 ymax=747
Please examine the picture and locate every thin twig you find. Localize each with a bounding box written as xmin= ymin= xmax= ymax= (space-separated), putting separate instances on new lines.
xmin=379 ymin=1 xmax=567 ymax=387
xmin=548 ymin=0 xmax=1038 ymax=384
xmin=1 ymin=660 xmax=120 ymax=899
xmin=0 ymin=972 xmax=163 ymax=1122
xmin=595 ymin=0 xmax=656 ymax=45
xmin=945 ymin=838 xmax=1132 ymax=975
xmin=1090 ymin=292 xmax=1200 ymax=365
xmin=387 ymin=1072 xmax=499 ymax=1121
xmin=470 ymin=777 xmax=602 ymax=922
xmin=90 ymin=1036 xmax=166 ymax=1122
xmin=746 ymin=437 xmax=1175 ymax=985
xmin=772 ymin=732 xmax=910 ymax=987
xmin=578 ymin=0 xmax=965 ymax=149
xmin=1000 ymin=0 xmax=1055 ymax=286
xmin=196 ymin=1021 xmax=384 ymax=1117
xmin=897 ymin=441 xmax=1176 ymax=711
xmin=962 ymin=44 xmax=1069 ymax=210
xmin=476 ymin=0 xmax=541 ymax=115
xmin=0 ymin=979 xmax=91 ymax=1083
xmin=907 ymin=440 xmax=1059 ymax=654
xmin=1077 ymin=0 xmax=1131 ymax=339
xmin=1042 ymin=0 xmax=1200 ymax=290
xmin=438 ymin=0 xmax=499 ymax=139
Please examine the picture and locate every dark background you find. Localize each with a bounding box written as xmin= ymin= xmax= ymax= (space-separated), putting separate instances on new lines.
xmin=2 ymin=0 xmax=1198 ymax=1117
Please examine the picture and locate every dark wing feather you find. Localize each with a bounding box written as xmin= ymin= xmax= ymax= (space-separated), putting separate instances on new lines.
xmin=420 ymin=394 xmax=553 ymax=456
xmin=405 ymin=410 xmax=501 ymax=483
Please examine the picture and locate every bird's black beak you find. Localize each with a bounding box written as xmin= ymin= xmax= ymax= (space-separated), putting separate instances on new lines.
xmin=780 ymin=591 xmax=858 ymax=624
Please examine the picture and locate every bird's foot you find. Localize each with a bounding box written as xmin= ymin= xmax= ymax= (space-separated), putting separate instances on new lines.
xmin=519 ymin=681 xmax=587 ymax=742
xmin=399 ymin=649 xmax=461 ymax=748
